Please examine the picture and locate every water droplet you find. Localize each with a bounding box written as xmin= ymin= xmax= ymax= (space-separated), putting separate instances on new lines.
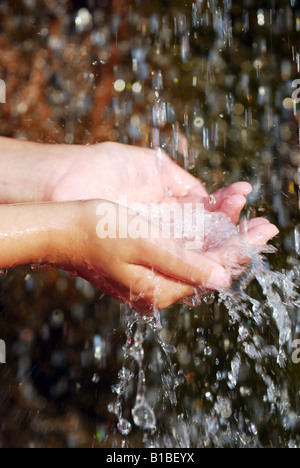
xmin=118 ymin=367 xmax=134 ymax=381
xmin=203 ymin=292 xmax=216 ymax=304
xmin=92 ymin=373 xmax=100 ymax=384
xmin=204 ymin=346 xmax=213 ymax=356
xmin=129 ymin=343 xmax=144 ymax=362
xmin=108 ymin=402 xmax=120 ymax=416
xmin=250 ymin=423 xmax=258 ymax=435
xmin=50 ymin=309 xmax=64 ymax=327
xmin=228 ymin=353 xmax=241 ymax=389
xmin=75 ymin=8 xmax=93 ymax=33
xmin=181 ymin=34 xmax=191 ymax=62
xmin=214 ymin=397 xmax=232 ymax=419
xmin=209 ymin=195 xmax=217 ymax=206
xmin=152 ymin=100 xmax=167 ymax=128
xmin=174 ymin=371 xmax=185 ymax=388
xmin=152 ymin=70 xmax=163 ymax=91
xmin=226 ymin=93 xmax=235 ymax=114
xmin=193 ymin=116 xmax=204 ymax=129
xmin=112 ymin=383 xmax=124 ymax=395
xmin=117 ymin=418 xmax=132 ymax=436
xmin=132 ymin=81 xmax=143 ymax=94
xmin=114 ymin=79 xmax=126 ymax=93
xmin=132 ymin=402 xmax=156 ymax=430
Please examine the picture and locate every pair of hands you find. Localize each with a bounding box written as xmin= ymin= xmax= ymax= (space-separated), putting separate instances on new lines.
xmin=45 ymin=142 xmax=278 ymax=314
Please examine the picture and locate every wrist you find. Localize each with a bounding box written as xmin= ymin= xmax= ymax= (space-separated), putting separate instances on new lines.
xmin=0 ymin=201 xmax=81 ymax=270
xmin=41 ymin=200 xmax=84 ymax=269
xmin=0 ymin=137 xmax=79 ymax=203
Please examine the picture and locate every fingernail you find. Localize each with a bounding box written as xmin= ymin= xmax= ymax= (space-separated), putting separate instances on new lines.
xmin=260 ymin=225 xmax=279 ymax=241
xmin=244 ymin=183 xmax=253 ymax=195
xmin=208 ymin=268 xmax=231 ymax=289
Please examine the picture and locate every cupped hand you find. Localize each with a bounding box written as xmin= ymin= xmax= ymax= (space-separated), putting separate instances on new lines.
xmin=51 ymin=142 xmax=209 ymax=204
xmin=50 ymin=142 xmax=251 ymax=225
xmin=180 ymin=181 xmax=253 ymax=224
xmin=47 ymin=141 xmax=278 ymax=313
xmin=0 ymin=138 xmax=279 ymax=314
xmin=206 ymin=217 xmax=279 ymax=268
xmin=62 ymin=200 xmax=278 ymax=315
xmin=179 ymin=216 xmax=279 ymax=306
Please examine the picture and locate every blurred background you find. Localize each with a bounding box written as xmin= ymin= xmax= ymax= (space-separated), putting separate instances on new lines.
xmin=0 ymin=0 xmax=299 ymax=447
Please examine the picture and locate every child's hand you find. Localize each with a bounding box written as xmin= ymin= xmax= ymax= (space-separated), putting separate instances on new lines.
xmin=50 ymin=142 xmax=252 ymax=224
xmin=50 ymin=142 xmax=209 ymax=203
xmin=0 ymin=199 xmax=278 ymax=315
xmin=0 ymin=138 xmax=253 ymax=228
xmin=60 ymin=200 xmax=278 ymax=315
xmin=0 ymin=138 xmax=279 ymax=315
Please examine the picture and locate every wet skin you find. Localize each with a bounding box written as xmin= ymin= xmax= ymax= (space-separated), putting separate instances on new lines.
xmin=0 ymin=139 xmax=279 ymax=313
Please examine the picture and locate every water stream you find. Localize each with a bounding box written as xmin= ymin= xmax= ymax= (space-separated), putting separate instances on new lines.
xmin=106 ymin=0 xmax=300 ymax=447
xmin=109 ymin=212 xmax=299 ymax=447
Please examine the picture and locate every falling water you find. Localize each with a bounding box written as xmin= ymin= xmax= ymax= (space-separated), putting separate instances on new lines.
xmin=109 ymin=204 xmax=299 ymax=447
xmin=105 ymin=0 xmax=300 ymax=447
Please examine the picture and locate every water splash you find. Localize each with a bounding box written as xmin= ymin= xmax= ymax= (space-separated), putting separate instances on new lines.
xmin=110 ymin=307 xmax=184 ymax=438
xmin=108 ymin=203 xmax=298 ymax=446
xmin=88 ymin=0 xmax=300 ymax=447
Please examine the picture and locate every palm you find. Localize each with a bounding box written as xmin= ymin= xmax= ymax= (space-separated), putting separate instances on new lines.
xmin=53 ymin=143 xmax=207 ymax=203
xmin=48 ymin=139 xmax=278 ymax=311
xmin=52 ymin=142 xmax=251 ymax=225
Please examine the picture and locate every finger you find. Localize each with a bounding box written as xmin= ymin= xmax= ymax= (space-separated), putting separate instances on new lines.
xmin=215 ymin=182 xmax=253 ymax=198
xmin=206 ymin=223 xmax=279 ymax=267
xmin=238 ymin=217 xmax=271 ymax=233
xmin=219 ymin=194 xmax=247 ymax=224
xmin=135 ymin=237 xmax=232 ymax=289
xmin=206 ymin=182 xmax=253 ymax=211
xmin=178 ymin=133 xmax=189 ymax=157
xmin=160 ymin=151 xmax=208 ymax=198
xmin=240 ymin=223 xmax=279 ymax=246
